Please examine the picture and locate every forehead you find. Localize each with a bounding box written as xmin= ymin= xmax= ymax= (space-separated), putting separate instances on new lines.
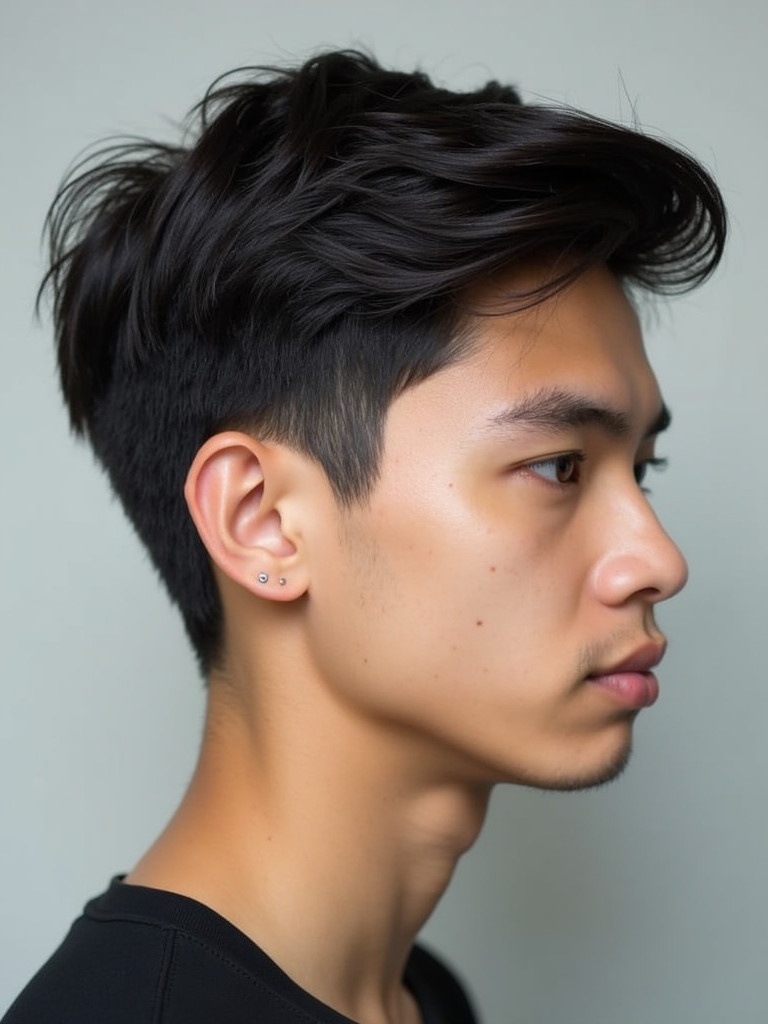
xmin=464 ymin=265 xmax=649 ymax=394
xmin=387 ymin=265 xmax=661 ymax=444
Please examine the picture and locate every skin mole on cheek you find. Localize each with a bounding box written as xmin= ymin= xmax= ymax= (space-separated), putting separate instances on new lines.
xmin=489 ymin=566 xmax=496 ymax=573
xmin=476 ymin=620 xmax=484 ymax=627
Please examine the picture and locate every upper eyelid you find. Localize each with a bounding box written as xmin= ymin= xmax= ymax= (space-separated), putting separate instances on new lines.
xmin=511 ymin=448 xmax=668 ymax=471
xmin=517 ymin=449 xmax=585 ymax=467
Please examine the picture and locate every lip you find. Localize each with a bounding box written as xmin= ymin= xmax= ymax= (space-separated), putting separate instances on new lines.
xmin=585 ymin=640 xmax=667 ymax=710
xmin=593 ymin=640 xmax=667 ymax=677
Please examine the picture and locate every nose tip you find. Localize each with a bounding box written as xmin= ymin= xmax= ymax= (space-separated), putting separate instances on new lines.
xmin=670 ymin=542 xmax=689 ymax=597
xmin=591 ymin=506 xmax=689 ymax=607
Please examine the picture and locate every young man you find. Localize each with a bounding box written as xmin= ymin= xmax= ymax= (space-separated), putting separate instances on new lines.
xmin=4 ymin=49 xmax=725 ymax=1024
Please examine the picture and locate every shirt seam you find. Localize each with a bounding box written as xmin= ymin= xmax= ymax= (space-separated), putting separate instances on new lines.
xmin=151 ymin=927 xmax=176 ymax=1024
xmin=86 ymin=913 xmax=353 ymax=1024
xmin=179 ymin=931 xmax=350 ymax=1024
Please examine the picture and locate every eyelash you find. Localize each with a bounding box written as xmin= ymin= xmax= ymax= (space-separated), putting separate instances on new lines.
xmin=634 ymin=457 xmax=668 ymax=489
xmin=522 ymin=453 xmax=669 ymax=491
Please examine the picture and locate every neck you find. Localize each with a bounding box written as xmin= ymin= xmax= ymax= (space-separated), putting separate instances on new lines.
xmin=128 ymin=669 xmax=491 ymax=1024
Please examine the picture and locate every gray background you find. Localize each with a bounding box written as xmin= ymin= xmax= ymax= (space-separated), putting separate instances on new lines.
xmin=1 ymin=2 xmax=766 ymax=1022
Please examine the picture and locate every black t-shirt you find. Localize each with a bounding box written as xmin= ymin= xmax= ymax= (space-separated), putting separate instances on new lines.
xmin=3 ymin=878 xmax=478 ymax=1024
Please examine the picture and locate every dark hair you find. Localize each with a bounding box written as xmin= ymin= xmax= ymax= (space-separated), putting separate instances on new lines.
xmin=41 ymin=49 xmax=726 ymax=673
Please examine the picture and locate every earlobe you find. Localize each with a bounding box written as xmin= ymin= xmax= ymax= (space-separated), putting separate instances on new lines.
xmin=184 ymin=432 xmax=309 ymax=601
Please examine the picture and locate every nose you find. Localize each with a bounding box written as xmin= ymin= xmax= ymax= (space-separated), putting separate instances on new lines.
xmin=589 ymin=496 xmax=689 ymax=608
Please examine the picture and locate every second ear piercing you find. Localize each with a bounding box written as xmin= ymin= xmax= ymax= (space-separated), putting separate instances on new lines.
xmin=258 ymin=573 xmax=287 ymax=586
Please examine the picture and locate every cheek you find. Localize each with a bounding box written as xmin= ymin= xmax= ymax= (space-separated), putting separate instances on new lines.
xmin=303 ymin=528 xmax=475 ymax=724
xmin=305 ymin=513 xmax=567 ymax=720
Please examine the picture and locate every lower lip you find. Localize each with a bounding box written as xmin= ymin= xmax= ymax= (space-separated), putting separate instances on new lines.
xmin=586 ymin=671 xmax=659 ymax=709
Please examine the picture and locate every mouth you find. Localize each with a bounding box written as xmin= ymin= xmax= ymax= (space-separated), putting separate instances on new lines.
xmin=585 ymin=640 xmax=667 ymax=710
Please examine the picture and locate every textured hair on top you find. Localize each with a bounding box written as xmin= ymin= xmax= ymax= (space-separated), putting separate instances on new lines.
xmin=41 ymin=49 xmax=726 ymax=673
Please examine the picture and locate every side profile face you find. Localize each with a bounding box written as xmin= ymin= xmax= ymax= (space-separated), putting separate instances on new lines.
xmin=299 ymin=265 xmax=688 ymax=790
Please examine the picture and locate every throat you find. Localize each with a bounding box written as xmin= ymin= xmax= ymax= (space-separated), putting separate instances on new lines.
xmin=128 ymin=746 xmax=488 ymax=1023
xmin=127 ymin=687 xmax=491 ymax=1024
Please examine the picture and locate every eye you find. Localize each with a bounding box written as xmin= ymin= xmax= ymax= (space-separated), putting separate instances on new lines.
xmin=634 ymin=456 xmax=668 ymax=489
xmin=526 ymin=452 xmax=585 ymax=485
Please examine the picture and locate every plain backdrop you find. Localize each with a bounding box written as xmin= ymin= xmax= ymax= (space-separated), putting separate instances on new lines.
xmin=1 ymin=2 xmax=766 ymax=1022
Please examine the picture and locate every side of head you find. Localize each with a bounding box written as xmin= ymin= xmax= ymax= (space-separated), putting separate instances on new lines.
xmin=41 ymin=49 xmax=725 ymax=675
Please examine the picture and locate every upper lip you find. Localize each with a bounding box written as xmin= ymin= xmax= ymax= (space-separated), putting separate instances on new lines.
xmin=589 ymin=640 xmax=667 ymax=677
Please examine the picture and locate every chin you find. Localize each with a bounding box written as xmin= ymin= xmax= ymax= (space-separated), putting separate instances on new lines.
xmin=536 ymin=739 xmax=634 ymax=793
xmin=502 ymin=730 xmax=635 ymax=794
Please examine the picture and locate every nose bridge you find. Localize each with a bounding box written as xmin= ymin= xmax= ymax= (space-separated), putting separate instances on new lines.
xmin=590 ymin=486 xmax=689 ymax=606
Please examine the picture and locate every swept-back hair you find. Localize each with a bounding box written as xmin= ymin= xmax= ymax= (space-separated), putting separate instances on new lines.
xmin=41 ymin=49 xmax=726 ymax=672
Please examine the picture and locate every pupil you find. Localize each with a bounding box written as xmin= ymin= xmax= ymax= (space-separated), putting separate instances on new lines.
xmin=556 ymin=456 xmax=574 ymax=482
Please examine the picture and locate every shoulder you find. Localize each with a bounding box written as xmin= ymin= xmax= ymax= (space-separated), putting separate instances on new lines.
xmin=3 ymin=881 xmax=480 ymax=1024
xmin=2 ymin=880 xmax=180 ymax=1024
xmin=3 ymin=880 xmax=381 ymax=1024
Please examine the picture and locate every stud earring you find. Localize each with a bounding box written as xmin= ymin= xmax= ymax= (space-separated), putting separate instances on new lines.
xmin=257 ymin=572 xmax=269 ymax=584
xmin=278 ymin=577 xmax=286 ymax=586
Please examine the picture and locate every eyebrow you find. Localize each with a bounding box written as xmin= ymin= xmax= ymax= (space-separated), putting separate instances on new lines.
xmin=486 ymin=388 xmax=671 ymax=440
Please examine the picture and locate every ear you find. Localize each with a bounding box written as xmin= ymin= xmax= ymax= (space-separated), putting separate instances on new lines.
xmin=184 ymin=432 xmax=309 ymax=601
